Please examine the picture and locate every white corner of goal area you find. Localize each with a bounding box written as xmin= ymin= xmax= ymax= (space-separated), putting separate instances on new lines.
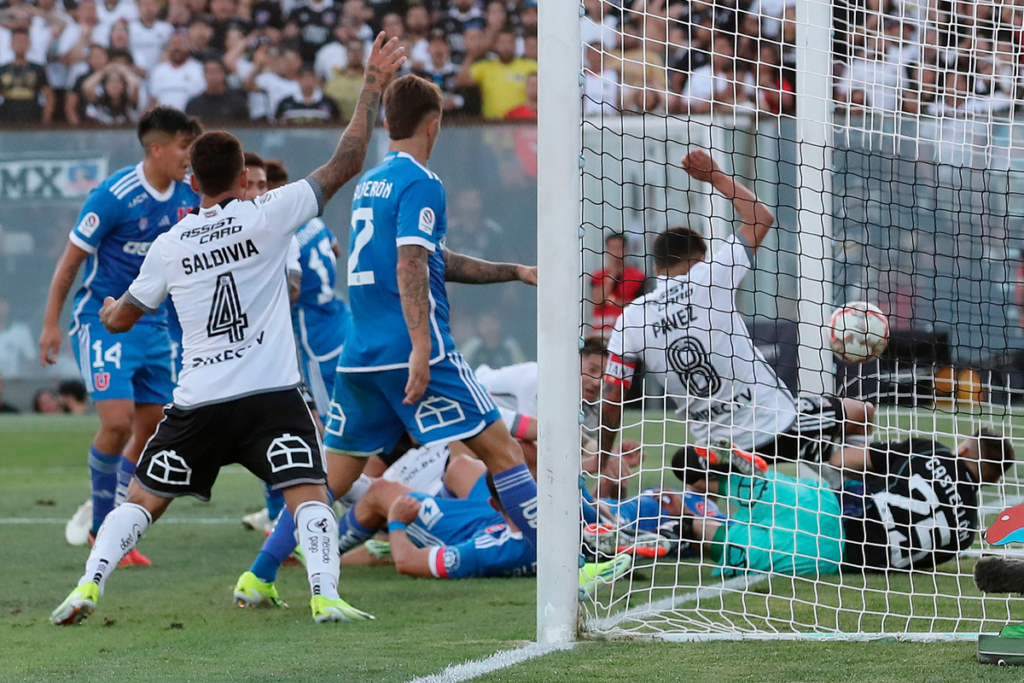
xmin=536 ymin=0 xmax=584 ymax=645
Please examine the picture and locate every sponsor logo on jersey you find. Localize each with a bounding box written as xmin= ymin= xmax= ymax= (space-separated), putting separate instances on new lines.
xmin=418 ymin=207 xmax=435 ymax=235
xmin=353 ymin=179 xmax=393 ymax=200
xmin=123 ymin=241 xmax=152 ymax=256
xmin=180 ymin=216 xmax=238 ymax=240
xmin=76 ymin=212 xmax=101 ymax=238
xmin=190 ymin=330 xmax=264 ymax=367
xmin=93 ymin=372 xmax=110 ymax=391
xmin=128 ymin=193 xmax=146 ymax=208
xmin=181 ymin=239 xmax=259 ymax=275
xmin=417 ymin=497 xmax=443 ymax=529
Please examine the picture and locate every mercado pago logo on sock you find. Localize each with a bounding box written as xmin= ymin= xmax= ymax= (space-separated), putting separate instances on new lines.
xmin=306 ymin=517 xmax=329 ymax=534
xmin=120 ymin=524 xmax=144 ymax=552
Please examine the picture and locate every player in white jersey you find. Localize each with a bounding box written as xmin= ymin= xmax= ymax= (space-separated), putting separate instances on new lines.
xmin=602 ymin=150 xmax=874 ymax=465
xmin=51 ymin=33 xmax=407 ymax=627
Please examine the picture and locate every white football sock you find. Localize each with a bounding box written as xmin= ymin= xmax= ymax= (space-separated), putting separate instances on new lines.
xmin=294 ymin=500 xmax=340 ymax=600
xmin=843 ymin=434 xmax=871 ymax=447
xmin=79 ymin=502 xmax=152 ymax=595
xmin=338 ymin=474 xmax=373 ymax=507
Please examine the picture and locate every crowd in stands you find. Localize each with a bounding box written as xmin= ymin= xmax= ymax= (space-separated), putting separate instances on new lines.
xmin=580 ymin=0 xmax=1024 ymax=118
xmin=0 ymin=0 xmax=538 ymax=125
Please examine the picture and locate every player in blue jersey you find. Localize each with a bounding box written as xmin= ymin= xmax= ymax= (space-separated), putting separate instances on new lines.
xmin=41 ymin=108 xmax=202 ymax=565
xmin=234 ymin=74 xmax=541 ymax=609
xmin=328 ymin=74 xmax=541 ymax=548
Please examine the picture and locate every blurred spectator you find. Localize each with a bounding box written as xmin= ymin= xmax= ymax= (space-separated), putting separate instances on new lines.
xmin=244 ymin=44 xmax=303 ymax=117
xmin=0 ymin=298 xmax=34 ymax=379
xmin=0 ymin=373 xmax=18 ymax=413
xmin=0 ymin=28 xmax=53 ymax=124
xmin=186 ymin=58 xmax=251 ymax=120
xmin=743 ymin=0 xmax=795 ymax=42
xmin=835 ymin=33 xmax=904 ymax=115
xmin=314 ymin=15 xmax=362 ymax=81
xmin=148 ymin=31 xmax=206 ymax=109
xmin=441 ymin=0 xmax=484 ymax=65
xmin=166 ymin=0 xmax=193 ymax=29
xmin=416 ymin=26 xmax=480 ymax=116
xmin=210 ymin=0 xmax=250 ymax=53
xmin=188 ymin=19 xmax=221 ymax=62
xmin=456 ymin=24 xmax=535 ymax=119
xmin=340 ymin=0 xmax=374 ymax=43
xmin=323 ymin=37 xmax=365 ymax=120
xmin=58 ymin=379 xmax=88 ymax=414
xmin=674 ymin=35 xmax=753 ymax=114
xmin=667 ymin=18 xmax=712 ymax=95
xmin=589 ymin=233 xmax=645 ymax=336
xmin=381 ymin=11 xmax=404 ymax=41
xmin=82 ymin=61 xmax=141 ymax=123
xmin=96 ymin=0 xmax=138 ymax=28
xmin=65 ymin=43 xmax=107 ymax=124
xmin=405 ymin=4 xmax=430 ymax=66
xmin=606 ymin=20 xmax=665 ymax=113
xmin=755 ymin=41 xmax=794 ymax=115
xmin=581 ymin=0 xmax=617 ymax=50
xmin=521 ymin=27 xmax=537 ymax=61
xmin=33 ymin=388 xmax=62 ymax=414
xmin=275 ymin=64 xmax=339 ymax=121
xmin=504 ymin=70 xmax=535 ymax=119
xmin=249 ymin=0 xmax=284 ymax=31
xmin=583 ymin=41 xmax=619 ymax=114
xmin=57 ymin=0 xmax=106 ymax=101
xmin=285 ymin=0 xmax=339 ymax=65
xmin=105 ymin=19 xmax=131 ymax=55
xmin=128 ymin=0 xmax=173 ymax=75
xmin=446 ymin=187 xmax=505 ymax=260
xmin=462 ymin=312 xmax=526 ymax=369
xmin=32 ymin=0 xmax=73 ymax=91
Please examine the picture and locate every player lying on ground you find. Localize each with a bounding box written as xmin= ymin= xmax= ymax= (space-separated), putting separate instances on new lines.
xmin=49 ymin=109 xmax=203 ymax=564
xmin=671 ymin=428 xmax=1014 ymax=575
xmin=50 ymin=33 xmax=406 ymax=627
xmin=601 ymin=149 xmax=874 ymax=468
xmin=245 ymin=75 xmax=542 ymax=604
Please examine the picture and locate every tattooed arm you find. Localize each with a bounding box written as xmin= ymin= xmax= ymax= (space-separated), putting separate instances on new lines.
xmin=309 ymin=33 xmax=406 ymax=207
xmin=39 ymin=241 xmax=90 ymax=366
xmin=443 ymin=250 xmax=537 ymax=285
xmin=397 ymin=244 xmax=432 ymax=404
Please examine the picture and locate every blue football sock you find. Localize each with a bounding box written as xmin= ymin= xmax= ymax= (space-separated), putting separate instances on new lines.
xmin=337 ymin=507 xmax=378 ymax=554
xmin=263 ymin=482 xmax=285 ymax=522
xmin=492 ymin=464 xmax=538 ymax=548
xmin=89 ymin=446 xmax=120 ymax=535
xmin=115 ymin=457 xmax=136 ymax=507
xmin=250 ymin=509 xmax=297 ymax=583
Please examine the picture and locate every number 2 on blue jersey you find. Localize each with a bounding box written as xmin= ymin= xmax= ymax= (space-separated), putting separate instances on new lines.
xmin=348 ymin=208 xmax=375 ymax=286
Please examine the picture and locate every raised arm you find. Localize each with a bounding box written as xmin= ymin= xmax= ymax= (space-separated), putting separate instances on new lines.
xmin=681 ymin=149 xmax=775 ymax=252
xmin=397 ymin=244 xmax=432 ymax=405
xmin=309 ymin=33 xmax=406 ymax=206
xmin=443 ymin=250 xmax=536 ymax=285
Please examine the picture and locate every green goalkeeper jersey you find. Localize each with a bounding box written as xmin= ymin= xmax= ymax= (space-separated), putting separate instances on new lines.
xmin=711 ymin=471 xmax=844 ymax=577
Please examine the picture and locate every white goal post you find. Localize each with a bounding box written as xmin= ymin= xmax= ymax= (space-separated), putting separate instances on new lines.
xmin=537 ymin=0 xmax=1024 ymax=644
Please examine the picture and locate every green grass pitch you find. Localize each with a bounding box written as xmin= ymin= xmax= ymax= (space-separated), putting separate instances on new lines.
xmin=3 ymin=412 xmax=1024 ymax=682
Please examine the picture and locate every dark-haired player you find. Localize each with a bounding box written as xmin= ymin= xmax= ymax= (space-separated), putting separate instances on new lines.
xmin=50 ymin=33 xmax=406 ymax=627
xmin=671 ymin=427 xmax=1014 ymax=574
xmin=601 ymin=149 xmax=874 ymax=465
xmin=324 ymin=74 xmax=541 ymax=556
xmin=43 ymin=107 xmax=202 ymax=563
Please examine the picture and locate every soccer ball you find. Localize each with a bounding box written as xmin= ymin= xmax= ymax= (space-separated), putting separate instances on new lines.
xmin=828 ymin=302 xmax=889 ymax=363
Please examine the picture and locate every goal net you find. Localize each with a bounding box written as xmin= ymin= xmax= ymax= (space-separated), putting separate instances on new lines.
xmin=537 ymin=0 xmax=1024 ymax=642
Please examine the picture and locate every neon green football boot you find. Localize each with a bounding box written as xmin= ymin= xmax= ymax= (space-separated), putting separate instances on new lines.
xmin=233 ymin=571 xmax=287 ymax=608
xmin=51 ymin=581 xmax=99 ymax=626
xmin=310 ymin=595 xmax=374 ymax=623
xmin=579 ymin=553 xmax=633 ymax=599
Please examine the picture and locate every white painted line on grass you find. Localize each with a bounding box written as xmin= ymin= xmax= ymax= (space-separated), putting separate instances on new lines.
xmin=0 ymin=517 xmax=239 ymax=524
xmin=584 ymin=572 xmax=768 ymax=632
xmin=405 ymin=641 xmax=575 ymax=683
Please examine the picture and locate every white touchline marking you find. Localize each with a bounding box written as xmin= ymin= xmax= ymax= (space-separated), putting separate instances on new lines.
xmin=405 ymin=641 xmax=575 ymax=683
xmin=0 ymin=517 xmax=240 ymax=524
xmin=584 ymin=572 xmax=768 ymax=632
